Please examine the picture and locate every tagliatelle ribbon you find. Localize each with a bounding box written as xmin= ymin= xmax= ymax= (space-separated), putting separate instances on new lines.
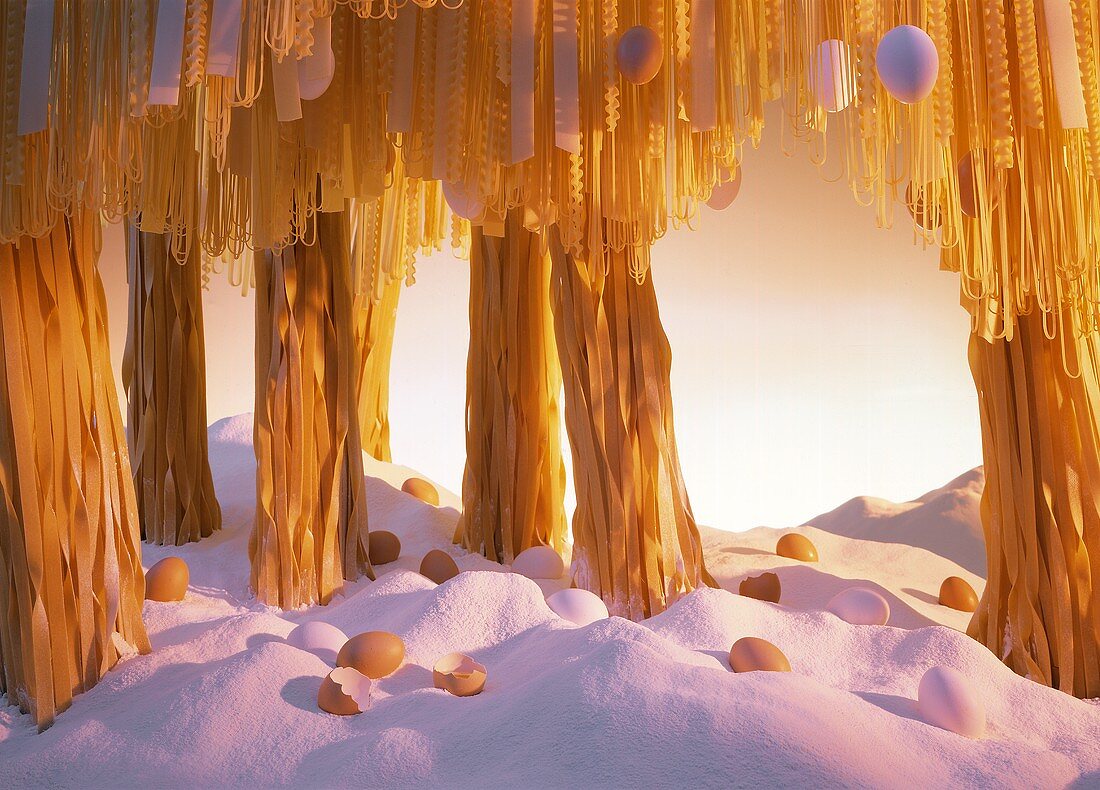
xmin=1041 ymin=0 xmax=1087 ymax=129
xmin=148 ymin=0 xmax=188 ymax=106
xmin=552 ymin=0 xmax=581 ymax=155
xmin=207 ymin=0 xmax=244 ymax=78
xmin=688 ymin=0 xmax=716 ymax=132
xmin=510 ymin=0 xmax=537 ymax=164
xmin=16 ymin=0 xmax=54 ymax=135
xmin=387 ymin=4 xmax=418 ymax=133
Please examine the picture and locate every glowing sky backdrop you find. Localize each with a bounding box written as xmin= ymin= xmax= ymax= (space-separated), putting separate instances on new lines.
xmin=100 ymin=119 xmax=980 ymax=533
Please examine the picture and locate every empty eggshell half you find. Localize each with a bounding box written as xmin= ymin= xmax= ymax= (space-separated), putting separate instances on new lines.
xmin=368 ymin=530 xmax=401 ymax=565
xmin=402 ymin=477 xmax=440 ymax=506
xmin=317 ymin=667 xmax=373 ymax=715
xmin=512 ymin=545 xmax=565 ymax=580
xmin=938 ymin=576 xmax=979 ymax=612
xmin=287 ymin=621 xmax=348 ymax=664
xmin=917 ymin=665 xmax=985 ymax=739
xmin=728 ymin=637 xmax=792 ymax=673
xmin=337 ymin=631 xmax=405 ymax=679
xmin=739 ymin=572 xmax=781 ymax=604
xmin=419 ymin=549 xmax=460 ymax=585
xmin=827 ymin=587 xmax=891 ymax=626
xmin=433 ymin=652 xmax=487 ymax=697
xmin=546 ymin=588 xmax=609 ymax=626
xmin=776 ymin=533 xmax=818 ymax=562
xmin=145 ymin=557 xmax=189 ymax=602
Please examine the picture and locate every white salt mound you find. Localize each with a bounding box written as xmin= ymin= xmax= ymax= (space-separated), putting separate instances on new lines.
xmin=512 ymin=545 xmax=566 ymax=580
xmin=826 ymin=586 xmax=891 ymax=626
xmin=1 ymin=417 xmax=1097 ymax=788
xmin=918 ymin=665 xmax=986 ymax=739
xmin=547 ymin=588 xmax=610 ymax=626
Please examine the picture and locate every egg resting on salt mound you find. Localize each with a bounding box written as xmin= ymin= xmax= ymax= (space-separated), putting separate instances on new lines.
xmin=512 ymin=545 xmax=565 ymax=580
xmin=337 ymin=631 xmax=405 ymax=679
xmin=318 ymin=667 xmax=373 ymax=715
xmin=402 ymin=477 xmax=440 ymax=506
xmin=420 ymin=549 xmax=460 ymax=584
xmin=287 ymin=621 xmax=347 ymax=664
xmin=369 ymin=530 xmax=401 ymax=565
xmin=938 ymin=576 xmax=979 ymax=612
xmin=728 ymin=637 xmax=791 ymax=673
xmin=739 ymin=572 xmax=781 ymax=603
xmin=917 ymin=665 xmax=986 ymax=739
xmin=776 ymin=533 xmax=818 ymax=562
xmin=145 ymin=557 xmax=189 ymax=602
xmin=433 ymin=653 xmax=487 ymax=697
xmin=827 ymin=587 xmax=890 ymax=626
xmin=546 ymin=588 xmax=609 ymax=626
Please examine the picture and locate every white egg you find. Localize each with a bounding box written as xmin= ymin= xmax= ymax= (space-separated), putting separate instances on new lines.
xmin=547 ymin=588 xmax=609 ymax=626
xmin=297 ymin=15 xmax=335 ymax=101
xmin=826 ymin=587 xmax=891 ymax=626
xmin=512 ymin=546 xmax=565 ymax=580
xmin=917 ymin=665 xmax=986 ymax=739
xmin=287 ymin=621 xmax=348 ymax=664
xmin=876 ymin=25 xmax=939 ymax=104
xmin=811 ymin=39 xmax=855 ymax=112
xmin=443 ymin=181 xmax=485 ymax=221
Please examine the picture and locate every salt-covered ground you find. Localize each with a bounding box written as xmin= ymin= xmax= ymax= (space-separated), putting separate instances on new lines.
xmin=3 ymin=414 xmax=1099 ymax=788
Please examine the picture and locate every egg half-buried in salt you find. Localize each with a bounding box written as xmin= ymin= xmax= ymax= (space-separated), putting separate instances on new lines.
xmin=511 ymin=545 xmax=565 ymax=580
xmin=337 ymin=631 xmax=405 ymax=679
xmin=287 ymin=621 xmax=348 ymax=664
xmin=706 ymin=168 xmax=742 ymax=211
xmin=145 ymin=557 xmax=189 ymax=602
xmin=827 ymin=587 xmax=890 ymax=626
xmin=917 ymin=665 xmax=986 ymax=739
xmin=775 ymin=533 xmax=818 ymax=562
xmin=616 ymin=26 xmax=663 ymax=85
xmin=739 ymin=572 xmax=781 ymax=604
xmin=433 ymin=653 xmax=487 ymax=697
xmin=402 ymin=477 xmax=440 ymax=506
xmin=368 ymin=530 xmax=401 ymax=565
xmin=728 ymin=637 xmax=791 ymax=673
xmin=875 ymin=25 xmax=939 ymax=104
xmin=317 ymin=667 xmax=373 ymax=715
xmin=546 ymin=588 xmax=609 ymax=626
xmin=811 ymin=39 xmax=856 ymax=112
xmin=419 ymin=549 xmax=460 ymax=585
xmin=938 ymin=576 xmax=979 ymax=612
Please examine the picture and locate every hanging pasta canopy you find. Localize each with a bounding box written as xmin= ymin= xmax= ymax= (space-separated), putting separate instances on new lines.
xmin=1 ymin=0 xmax=1098 ymax=336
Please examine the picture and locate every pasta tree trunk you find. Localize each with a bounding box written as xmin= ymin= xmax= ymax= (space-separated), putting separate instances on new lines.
xmin=123 ymin=223 xmax=221 ymax=545
xmin=967 ymin=312 xmax=1100 ymax=697
xmin=251 ymin=211 xmax=373 ymax=608
xmin=548 ymin=233 xmax=713 ymax=619
xmin=0 ymin=219 xmax=150 ymax=730
xmin=353 ymin=275 xmax=401 ymax=462
xmin=456 ymin=212 xmax=568 ymax=563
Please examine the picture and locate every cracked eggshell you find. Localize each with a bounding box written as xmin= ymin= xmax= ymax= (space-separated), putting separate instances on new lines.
xmin=512 ymin=545 xmax=565 ymax=580
xmin=318 ymin=667 xmax=373 ymax=715
xmin=728 ymin=637 xmax=791 ymax=673
xmin=419 ymin=550 xmax=460 ymax=585
xmin=402 ymin=477 xmax=439 ymax=506
xmin=433 ymin=653 xmax=487 ymax=697
xmin=337 ymin=631 xmax=405 ymax=679
xmin=739 ymin=572 xmax=781 ymax=604
xmin=546 ymin=588 xmax=609 ymax=626
xmin=827 ymin=587 xmax=890 ymax=626
xmin=145 ymin=557 xmax=189 ymax=602
xmin=287 ymin=621 xmax=347 ymax=664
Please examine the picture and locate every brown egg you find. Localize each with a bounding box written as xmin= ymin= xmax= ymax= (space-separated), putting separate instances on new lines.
xmin=906 ymin=181 xmax=943 ymax=231
xmin=729 ymin=637 xmax=791 ymax=673
xmin=402 ymin=477 xmax=439 ymax=506
xmin=616 ymin=26 xmax=663 ymax=85
xmin=420 ymin=549 xmax=460 ymax=585
xmin=369 ymin=530 xmax=401 ymax=565
xmin=145 ymin=557 xmax=189 ymax=602
xmin=337 ymin=631 xmax=405 ymax=679
xmin=957 ymin=150 xmax=999 ymax=218
xmin=739 ymin=572 xmax=781 ymax=603
xmin=433 ymin=652 xmax=487 ymax=697
xmin=317 ymin=667 xmax=372 ymax=715
xmin=939 ymin=576 xmax=979 ymax=612
xmin=776 ymin=533 xmax=819 ymax=563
